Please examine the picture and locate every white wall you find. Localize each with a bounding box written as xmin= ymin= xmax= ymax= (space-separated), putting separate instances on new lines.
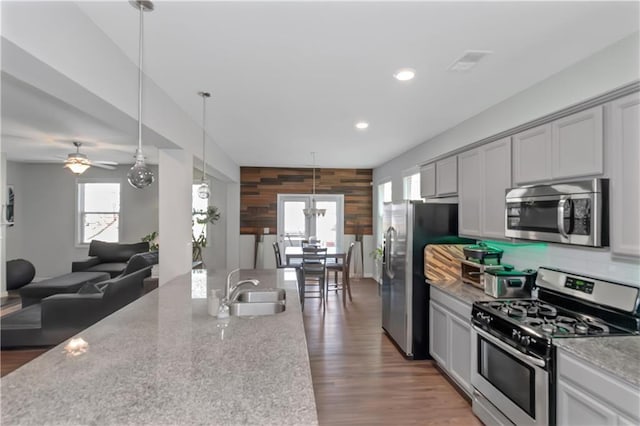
xmin=4 ymin=162 xmax=159 ymax=279
xmin=199 ymin=176 xmax=228 ymax=271
xmin=158 ymin=150 xmax=192 ymax=285
xmin=373 ymin=34 xmax=640 ymax=285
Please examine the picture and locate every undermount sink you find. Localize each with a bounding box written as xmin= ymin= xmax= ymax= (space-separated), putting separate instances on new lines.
xmin=236 ymin=288 xmax=286 ymax=303
xmin=230 ymin=301 xmax=286 ymax=317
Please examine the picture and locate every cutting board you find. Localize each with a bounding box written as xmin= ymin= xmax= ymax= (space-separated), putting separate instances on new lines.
xmin=424 ymin=244 xmax=466 ymax=282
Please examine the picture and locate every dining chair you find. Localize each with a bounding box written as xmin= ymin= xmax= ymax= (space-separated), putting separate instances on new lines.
xmin=301 ymin=246 xmax=327 ymax=310
xmin=272 ymin=242 xmax=287 ymax=269
xmin=326 ymin=242 xmax=355 ymax=305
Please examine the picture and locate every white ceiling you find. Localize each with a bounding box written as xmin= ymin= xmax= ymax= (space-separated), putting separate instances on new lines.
xmin=3 ymin=1 xmax=640 ymax=169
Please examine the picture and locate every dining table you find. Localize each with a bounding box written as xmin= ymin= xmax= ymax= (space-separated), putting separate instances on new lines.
xmin=284 ymin=246 xmax=346 ymax=266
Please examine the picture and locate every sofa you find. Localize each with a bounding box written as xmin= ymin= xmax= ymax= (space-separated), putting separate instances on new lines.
xmin=20 ymin=251 xmax=159 ymax=307
xmin=1 ymin=253 xmax=158 ymax=349
xmin=72 ymin=240 xmax=150 ymax=278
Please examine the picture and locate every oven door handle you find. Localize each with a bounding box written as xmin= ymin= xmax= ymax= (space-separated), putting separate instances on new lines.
xmin=557 ymin=196 xmax=570 ymax=238
xmin=473 ymin=325 xmax=547 ymax=369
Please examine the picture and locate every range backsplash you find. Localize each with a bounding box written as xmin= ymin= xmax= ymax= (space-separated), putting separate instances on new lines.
xmin=483 ymin=240 xmax=640 ymax=288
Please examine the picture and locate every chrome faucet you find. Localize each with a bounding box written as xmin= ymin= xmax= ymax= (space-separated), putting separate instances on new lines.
xmin=224 ymin=268 xmax=260 ymax=304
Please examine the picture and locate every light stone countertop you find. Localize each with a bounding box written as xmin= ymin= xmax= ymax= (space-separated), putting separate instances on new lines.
xmin=554 ymin=336 xmax=640 ymax=387
xmin=426 ymin=278 xmax=495 ymax=306
xmin=1 ymin=269 xmax=318 ymax=426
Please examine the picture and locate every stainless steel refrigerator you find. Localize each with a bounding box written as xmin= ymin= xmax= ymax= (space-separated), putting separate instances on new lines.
xmin=382 ymin=200 xmax=473 ymax=359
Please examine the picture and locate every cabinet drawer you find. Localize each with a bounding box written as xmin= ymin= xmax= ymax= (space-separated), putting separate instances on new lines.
xmin=430 ymin=286 xmax=472 ymax=319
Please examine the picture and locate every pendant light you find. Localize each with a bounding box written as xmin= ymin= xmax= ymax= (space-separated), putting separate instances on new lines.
xmin=127 ymin=0 xmax=155 ymax=189
xmin=197 ymin=91 xmax=211 ymax=199
xmin=303 ymin=152 xmax=326 ymax=217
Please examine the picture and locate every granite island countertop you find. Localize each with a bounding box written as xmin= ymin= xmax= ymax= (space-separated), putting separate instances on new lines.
xmin=554 ymin=336 xmax=640 ymax=387
xmin=0 ymin=269 xmax=318 ymax=425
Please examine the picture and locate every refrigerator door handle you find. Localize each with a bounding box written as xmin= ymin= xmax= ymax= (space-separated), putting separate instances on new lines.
xmin=385 ymin=226 xmax=396 ymax=279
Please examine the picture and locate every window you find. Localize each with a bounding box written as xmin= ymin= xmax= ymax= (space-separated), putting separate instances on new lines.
xmin=192 ymin=184 xmax=209 ymax=239
xmin=78 ymin=182 xmax=120 ymax=244
xmin=403 ymin=173 xmax=421 ymax=200
xmin=381 ymin=181 xmax=392 ymax=203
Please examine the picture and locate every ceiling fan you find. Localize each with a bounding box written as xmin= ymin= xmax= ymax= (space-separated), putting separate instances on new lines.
xmin=60 ymin=142 xmax=118 ymax=174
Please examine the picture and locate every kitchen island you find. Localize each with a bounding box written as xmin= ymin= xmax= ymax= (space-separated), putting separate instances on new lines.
xmin=1 ymin=269 xmax=318 ymax=425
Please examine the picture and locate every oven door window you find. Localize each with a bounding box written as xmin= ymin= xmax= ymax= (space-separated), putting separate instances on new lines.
xmin=479 ymin=337 xmax=536 ymax=418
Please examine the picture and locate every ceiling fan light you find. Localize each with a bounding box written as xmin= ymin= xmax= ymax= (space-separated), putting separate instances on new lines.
xmin=127 ymin=150 xmax=155 ymax=189
xmin=64 ymin=161 xmax=91 ymax=175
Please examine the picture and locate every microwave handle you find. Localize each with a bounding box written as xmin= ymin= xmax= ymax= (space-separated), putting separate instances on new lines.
xmin=557 ymin=197 xmax=570 ymax=238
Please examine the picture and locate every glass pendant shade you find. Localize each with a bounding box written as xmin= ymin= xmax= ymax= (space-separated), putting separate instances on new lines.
xmin=128 ymin=150 xmax=155 ymax=189
xmin=197 ymin=181 xmax=210 ymax=199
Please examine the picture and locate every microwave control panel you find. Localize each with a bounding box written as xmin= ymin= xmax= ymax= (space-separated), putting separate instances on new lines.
xmin=564 ymin=276 xmax=595 ymax=294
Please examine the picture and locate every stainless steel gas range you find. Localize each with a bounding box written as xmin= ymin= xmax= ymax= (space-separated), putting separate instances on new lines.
xmin=470 ymin=267 xmax=640 ymax=426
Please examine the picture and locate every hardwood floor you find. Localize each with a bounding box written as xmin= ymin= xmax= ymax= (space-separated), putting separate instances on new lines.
xmin=303 ymin=278 xmax=481 ymax=425
xmin=1 ymin=348 xmax=50 ymax=377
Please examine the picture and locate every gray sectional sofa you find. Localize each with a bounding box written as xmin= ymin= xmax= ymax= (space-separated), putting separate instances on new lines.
xmin=1 ymin=251 xmax=158 ymax=348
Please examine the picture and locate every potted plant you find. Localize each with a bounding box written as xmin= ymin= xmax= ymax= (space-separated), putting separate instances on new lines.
xmin=141 ymin=231 xmax=159 ymax=251
xmin=192 ymin=206 xmax=221 ymax=264
xmin=370 ymin=245 xmax=384 ymax=283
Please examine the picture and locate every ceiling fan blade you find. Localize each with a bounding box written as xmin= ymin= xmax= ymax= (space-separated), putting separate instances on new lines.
xmin=92 ymin=163 xmax=117 ymax=170
xmin=94 ymin=160 xmax=119 ymax=166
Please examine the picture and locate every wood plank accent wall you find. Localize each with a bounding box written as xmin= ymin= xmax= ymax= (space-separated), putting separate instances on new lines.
xmin=241 ymin=167 xmax=373 ymax=235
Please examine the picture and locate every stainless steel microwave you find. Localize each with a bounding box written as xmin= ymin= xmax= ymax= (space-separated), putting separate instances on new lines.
xmin=505 ymin=178 xmax=608 ymax=247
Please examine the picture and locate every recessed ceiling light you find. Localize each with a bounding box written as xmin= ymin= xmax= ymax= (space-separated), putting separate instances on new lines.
xmin=355 ymin=121 xmax=369 ymax=130
xmin=394 ymin=68 xmax=415 ymax=81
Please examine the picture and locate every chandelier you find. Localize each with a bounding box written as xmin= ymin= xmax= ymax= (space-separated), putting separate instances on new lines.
xmin=303 ymin=152 xmax=326 ymax=217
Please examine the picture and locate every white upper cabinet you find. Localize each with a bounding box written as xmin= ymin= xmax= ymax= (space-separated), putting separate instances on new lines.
xmin=609 ymin=92 xmax=640 ymax=257
xmin=513 ymin=106 xmax=604 ymax=185
xmin=420 ymin=163 xmax=436 ymax=198
xmin=458 ymin=148 xmax=482 ymax=237
xmin=436 ymin=156 xmax=458 ymax=196
xmin=513 ymin=123 xmax=552 ymax=185
xmin=482 ymin=138 xmax=512 ymax=239
xmin=459 ymin=137 xmax=512 ymax=240
xmin=421 ymin=156 xmax=458 ymax=198
xmin=552 ymin=105 xmax=604 ymax=179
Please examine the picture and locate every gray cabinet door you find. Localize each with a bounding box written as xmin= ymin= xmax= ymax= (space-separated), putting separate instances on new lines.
xmin=436 ymin=156 xmax=458 ymax=196
xmin=609 ymin=93 xmax=640 ymax=257
xmin=557 ymin=380 xmax=618 ymax=426
xmin=429 ymin=300 xmax=448 ymax=367
xmin=481 ymin=137 xmax=512 ymax=240
xmin=420 ymin=163 xmax=436 ymax=198
xmin=552 ymin=105 xmax=604 ymax=179
xmin=513 ymin=123 xmax=552 ymax=185
xmin=448 ymin=313 xmax=472 ymax=396
xmin=458 ymin=148 xmax=482 ymax=237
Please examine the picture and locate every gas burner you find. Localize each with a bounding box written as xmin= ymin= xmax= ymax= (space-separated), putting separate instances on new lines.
xmin=523 ymin=318 xmax=544 ymax=327
xmin=538 ymin=303 xmax=558 ymax=319
xmin=556 ymin=316 xmax=577 ymax=325
xmin=541 ymin=323 xmax=557 ymax=334
xmin=575 ymin=323 xmax=589 ymax=335
xmin=507 ymin=305 xmax=528 ymax=318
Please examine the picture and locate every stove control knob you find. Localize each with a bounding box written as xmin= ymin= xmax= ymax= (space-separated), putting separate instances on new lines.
xmin=512 ymin=329 xmax=521 ymax=339
xmin=520 ymin=336 xmax=531 ymax=346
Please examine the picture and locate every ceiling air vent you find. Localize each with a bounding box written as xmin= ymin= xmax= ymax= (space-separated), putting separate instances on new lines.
xmin=447 ymin=50 xmax=493 ymax=72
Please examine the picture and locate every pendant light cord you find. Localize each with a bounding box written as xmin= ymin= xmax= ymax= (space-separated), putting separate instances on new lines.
xmin=202 ymin=94 xmax=206 ymax=182
xmin=137 ymin=3 xmax=144 ymax=154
